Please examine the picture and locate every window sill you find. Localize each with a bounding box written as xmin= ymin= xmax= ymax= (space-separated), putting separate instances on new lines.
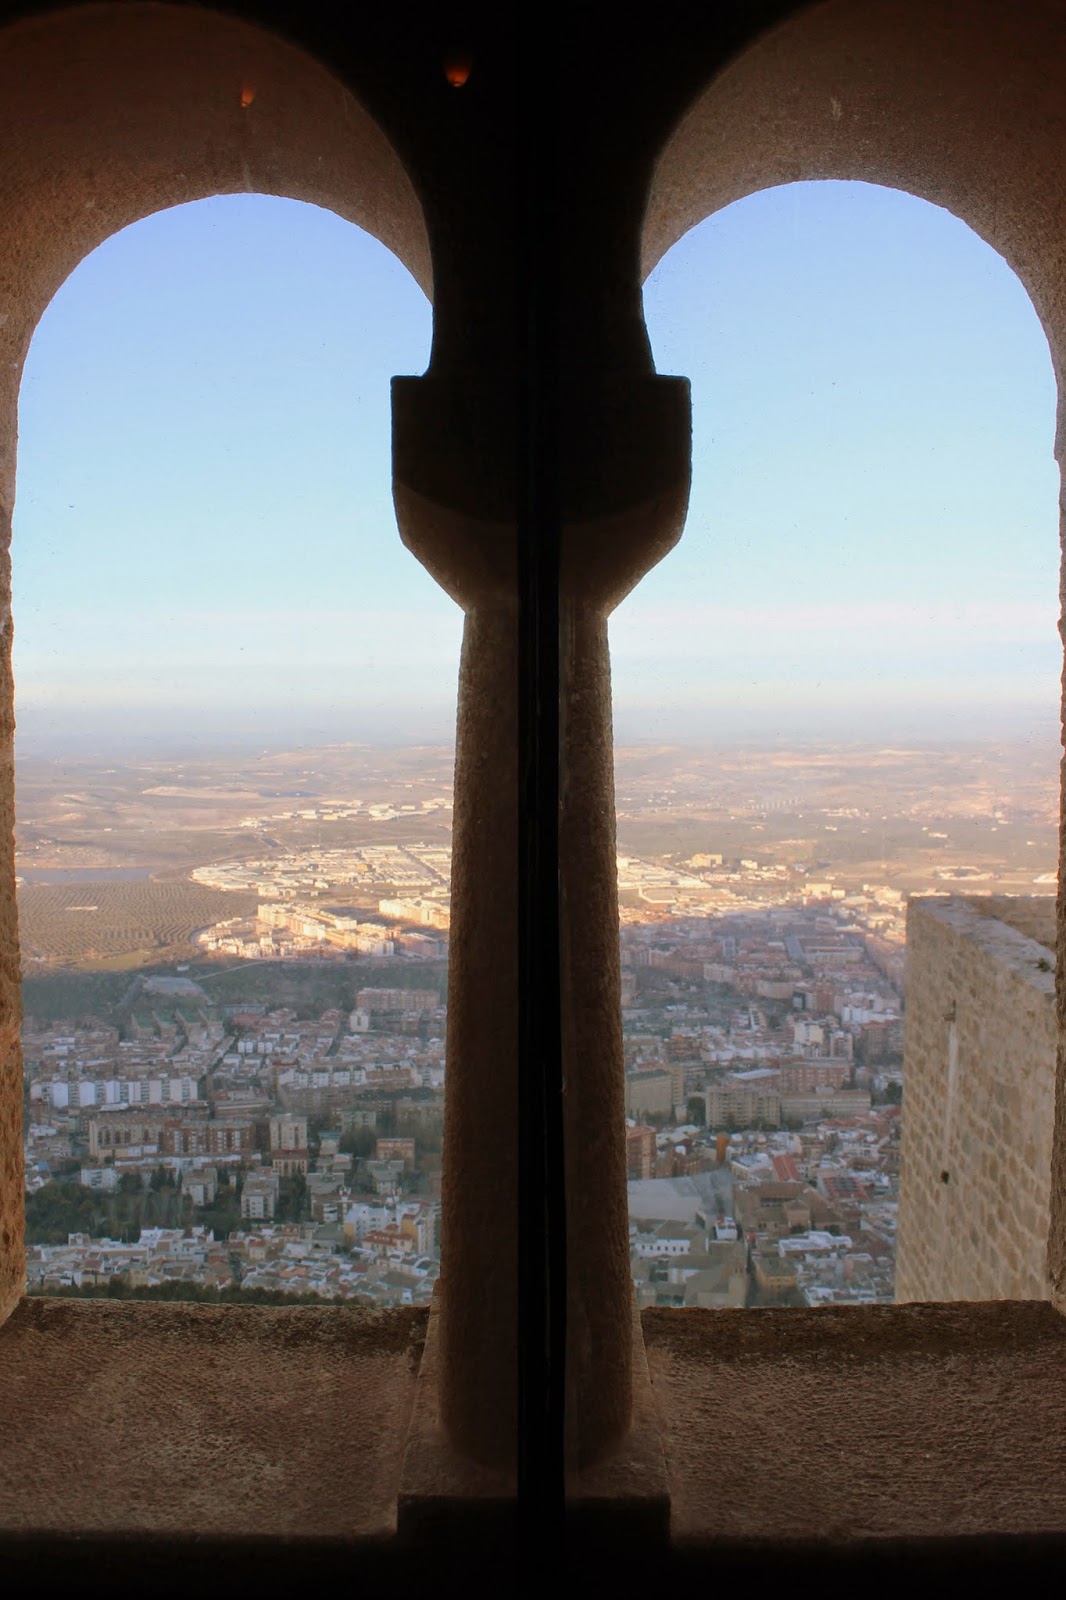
xmin=0 ymin=1296 xmax=425 ymax=1544
xmin=2 ymin=1296 xmax=1066 ymax=1580
xmin=643 ymin=1299 xmax=1066 ymax=1552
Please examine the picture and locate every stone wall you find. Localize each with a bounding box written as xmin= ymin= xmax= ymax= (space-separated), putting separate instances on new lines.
xmin=896 ymin=897 xmax=1055 ymax=1303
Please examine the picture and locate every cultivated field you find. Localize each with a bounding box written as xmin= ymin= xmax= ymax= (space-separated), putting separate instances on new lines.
xmin=17 ymin=878 xmax=257 ymax=969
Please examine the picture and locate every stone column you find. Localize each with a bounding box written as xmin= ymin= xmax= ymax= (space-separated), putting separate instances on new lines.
xmin=558 ymin=376 xmax=692 ymax=1466
xmin=394 ymin=371 xmax=691 ymax=1473
xmin=435 ymin=602 xmax=518 ymax=1464
xmin=394 ymin=379 xmax=519 ymax=1470
xmin=559 ymin=599 xmax=633 ymax=1463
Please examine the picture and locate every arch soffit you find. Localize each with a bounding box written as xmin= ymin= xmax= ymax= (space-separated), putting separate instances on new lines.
xmin=643 ymin=0 xmax=1066 ymax=450
xmin=0 ymin=3 xmax=431 ymax=379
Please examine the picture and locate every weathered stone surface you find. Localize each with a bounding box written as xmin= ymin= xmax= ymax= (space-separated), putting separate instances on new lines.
xmin=644 ymin=1302 xmax=1066 ymax=1545
xmin=969 ymin=896 xmax=1057 ymax=950
xmin=896 ymin=898 xmax=1055 ymax=1303
xmin=0 ymin=1298 xmax=425 ymax=1538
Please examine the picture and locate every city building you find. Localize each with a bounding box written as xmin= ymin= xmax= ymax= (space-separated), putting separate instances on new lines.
xmin=241 ymin=1171 xmax=281 ymax=1222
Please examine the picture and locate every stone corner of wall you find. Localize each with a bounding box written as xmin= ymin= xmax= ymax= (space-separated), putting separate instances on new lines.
xmin=907 ymin=894 xmax=1055 ymax=995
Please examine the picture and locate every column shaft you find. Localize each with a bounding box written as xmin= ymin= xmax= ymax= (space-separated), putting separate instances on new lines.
xmin=560 ymin=602 xmax=631 ymax=1465
xmin=437 ymin=607 xmax=519 ymax=1467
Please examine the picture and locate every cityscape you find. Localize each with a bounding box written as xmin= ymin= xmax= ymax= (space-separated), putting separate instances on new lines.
xmin=18 ymin=736 xmax=1058 ymax=1311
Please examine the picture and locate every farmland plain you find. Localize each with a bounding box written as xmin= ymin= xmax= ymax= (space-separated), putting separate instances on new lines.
xmin=12 ymin=734 xmax=1060 ymax=971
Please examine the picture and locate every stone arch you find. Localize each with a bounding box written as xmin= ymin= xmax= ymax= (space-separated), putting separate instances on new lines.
xmin=0 ymin=0 xmax=431 ymax=1319
xmin=640 ymin=0 xmax=1066 ymax=1305
xmin=0 ymin=2 xmax=430 ymax=448
xmin=643 ymin=0 xmax=1066 ymax=437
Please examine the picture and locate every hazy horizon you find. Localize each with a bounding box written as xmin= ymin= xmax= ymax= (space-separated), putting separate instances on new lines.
xmin=13 ymin=712 xmax=1061 ymax=765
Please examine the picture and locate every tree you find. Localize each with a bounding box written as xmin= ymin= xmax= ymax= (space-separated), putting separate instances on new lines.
xmin=24 ymin=1180 xmax=95 ymax=1245
xmin=685 ymin=1096 xmax=706 ymax=1127
xmin=340 ymin=1126 xmax=376 ymax=1159
xmin=307 ymin=1114 xmax=332 ymax=1155
xmin=884 ymin=1081 xmax=903 ymax=1105
xmin=277 ymin=1172 xmax=308 ymax=1223
xmin=415 ymin=1117 xmax=443 ymax=1155
xmin=117 ymin=1170 xmax=143 ymax=1196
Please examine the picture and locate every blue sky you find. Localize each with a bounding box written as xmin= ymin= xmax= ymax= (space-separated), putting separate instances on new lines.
xmin=11 ymin=181 xmax=1061 ymax=750
xmin=617 ymin=181 xmax=1060 ymax=742
xmin=13 ymin=194 xmax=452 ymax=750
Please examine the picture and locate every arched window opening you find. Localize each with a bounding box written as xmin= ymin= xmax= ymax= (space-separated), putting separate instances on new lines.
xmin=16 ymin=196 xmax=461 ymax=1307
xmin=615 ymin=180 xmax=1059 ymax=1308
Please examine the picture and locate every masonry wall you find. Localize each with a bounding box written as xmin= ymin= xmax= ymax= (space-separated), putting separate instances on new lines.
xmin=896 ymin=897 xmax=1055 ymax=1303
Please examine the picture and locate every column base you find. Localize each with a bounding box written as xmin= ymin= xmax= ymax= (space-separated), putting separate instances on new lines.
xmin=397 ymin=1288 xmax=671 ymax=1553
xmin=396 ymin=1289 xmax=516 ymax=1548
xmin=566 ymin=1294 xmax=672 ymax=1552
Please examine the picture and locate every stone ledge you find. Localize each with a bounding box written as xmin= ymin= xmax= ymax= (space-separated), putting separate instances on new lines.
xmin=961 ymin=893 xmax=1056 ymax=953
xmin=0 ymin=1296 xmax=426 ymax=1542
xmin=2 ymin=1294 xmax=1066 ymax=1581
xmin=643 ymin=1300 xmax=1066 ymax=1546
xmin=908 ymin=895 xmax=1056 ymax=995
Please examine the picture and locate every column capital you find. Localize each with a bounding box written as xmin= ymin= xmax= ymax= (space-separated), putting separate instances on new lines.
xmin=393 ymin=373 xmax=691 ymax=612
xmin=557 ymin=374 xmax=691 ymax=608
xmin=393 ymin=377 xmax=517 ymax=611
